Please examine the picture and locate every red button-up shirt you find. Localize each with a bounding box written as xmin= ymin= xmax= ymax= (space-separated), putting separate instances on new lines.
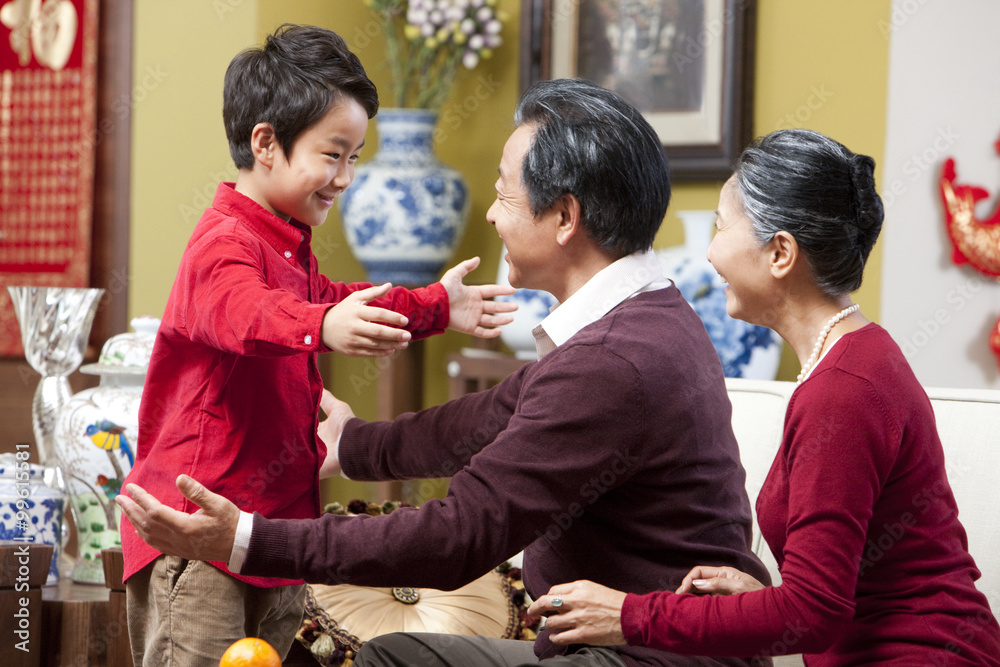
xmin=121 ymin=183 xmax=448 ymax=587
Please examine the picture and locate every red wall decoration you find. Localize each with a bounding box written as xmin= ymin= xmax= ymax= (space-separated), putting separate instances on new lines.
xmin=0 ymin=0 xmax=99 ymax=356
xmin=939 ymin=134 xmax=1000 ymax=369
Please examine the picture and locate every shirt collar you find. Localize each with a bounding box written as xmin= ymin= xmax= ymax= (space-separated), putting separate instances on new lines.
xmin=534 ymin=249 xmax=667 ymax=354
xmin=211 ymin=182 xmax=312 ymax=254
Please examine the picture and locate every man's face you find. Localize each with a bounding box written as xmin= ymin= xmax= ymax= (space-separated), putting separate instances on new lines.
xmin=487 ymin=125 xmax=560 ymax=291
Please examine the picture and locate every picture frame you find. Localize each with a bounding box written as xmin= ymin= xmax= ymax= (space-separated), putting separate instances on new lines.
xmin=520 ymin=0 xmax=756 ymax=181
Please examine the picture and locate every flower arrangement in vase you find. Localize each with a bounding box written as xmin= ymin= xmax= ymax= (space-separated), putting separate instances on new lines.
xmin=370 ymin=0 xmax=505 ymax=111
xmin=339 ymin=0 xmax=507 ymax=285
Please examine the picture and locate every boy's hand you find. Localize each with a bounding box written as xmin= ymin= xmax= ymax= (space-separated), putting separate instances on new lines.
xmin=115 ymin=475 xmax=239 ymax=563
xmin=440 ymin=257 xmax=517 ymax=338
xmin=323 ymin=283 xmax=412 ymax=356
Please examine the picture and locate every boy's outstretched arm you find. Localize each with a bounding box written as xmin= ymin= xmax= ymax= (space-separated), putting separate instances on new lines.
xmin=440 ymin=257 xmax=517 ymax=338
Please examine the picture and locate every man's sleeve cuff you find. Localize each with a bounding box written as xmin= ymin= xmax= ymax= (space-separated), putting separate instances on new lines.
xmin=227 ymin=510 xmax=255 ymax=574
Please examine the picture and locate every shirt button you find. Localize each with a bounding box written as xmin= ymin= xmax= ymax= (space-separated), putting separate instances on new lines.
xmin=284 ymin=250 xmax=292 ymax=259
xmin=304 ymin=334 xmax=312 ymax=345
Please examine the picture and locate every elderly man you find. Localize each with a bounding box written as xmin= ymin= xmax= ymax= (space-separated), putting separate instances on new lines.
xmin=118 ymin=79 xmax=769 ymax=667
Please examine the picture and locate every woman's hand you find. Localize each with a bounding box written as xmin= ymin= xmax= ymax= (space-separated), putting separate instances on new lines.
xmin=675 ymin=565 xmax=766 ymax=596
xmin=527 ymin=580 xmax=628 ymax=646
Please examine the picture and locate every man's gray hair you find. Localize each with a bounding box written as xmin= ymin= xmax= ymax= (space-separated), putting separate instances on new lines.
xmin=514 ymin=79 xmax=671 ymax=258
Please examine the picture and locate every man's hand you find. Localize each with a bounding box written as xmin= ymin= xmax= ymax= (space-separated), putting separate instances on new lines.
xmin=440 ymin=257 xmax=517 ymax=338
xmin=115 ymin=475 xmax=239 ymax=563
xmin=527 ymin=580 xmax=628 ymax=646
xmin=675 ymin=565 xmax=766 ymax=596
xmin=317 ymin=389 xmax=355 ymax=478
xmin=322 ymin=283 xmax=412 ymax=356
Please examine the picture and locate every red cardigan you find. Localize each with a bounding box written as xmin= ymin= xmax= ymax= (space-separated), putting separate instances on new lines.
xmin=121 ymin=183 xmax=448 ymax=588
xmin=622 ymin=324 xmax=1000 ymax=666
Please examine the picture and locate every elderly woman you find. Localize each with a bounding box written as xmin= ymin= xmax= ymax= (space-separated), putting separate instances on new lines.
xmin=529 ymin=129 xmax=1000 ymax=666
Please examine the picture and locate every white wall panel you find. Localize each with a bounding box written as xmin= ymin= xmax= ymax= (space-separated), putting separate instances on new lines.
xmin=881 ymin=0 xmax=1000 ymax=388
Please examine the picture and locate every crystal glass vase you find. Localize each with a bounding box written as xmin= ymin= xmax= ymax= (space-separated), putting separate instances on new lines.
xmin=7 ymin=286 xmax=105 ymax=467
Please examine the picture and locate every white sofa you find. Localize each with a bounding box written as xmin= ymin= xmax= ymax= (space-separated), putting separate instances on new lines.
xmin=726 ymin=378 xmax=1000 ymax=665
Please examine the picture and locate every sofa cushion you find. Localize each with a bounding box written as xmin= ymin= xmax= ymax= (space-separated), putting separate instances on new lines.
xmin=923 ymin=386 xmax=1000 ymax=610
xmin=294 ymin=501 xmax=538 ymax=666
xmin=725 ymin=378 xmax=796 ymax=554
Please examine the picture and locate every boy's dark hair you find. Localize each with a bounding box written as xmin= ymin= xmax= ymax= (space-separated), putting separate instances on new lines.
xmin=224 ymin=24 xmax=379 ymax=169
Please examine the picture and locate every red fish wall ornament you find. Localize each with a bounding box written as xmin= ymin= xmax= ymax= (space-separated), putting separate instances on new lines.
xmin=939 ymin=136 xmax=1000 ymax=369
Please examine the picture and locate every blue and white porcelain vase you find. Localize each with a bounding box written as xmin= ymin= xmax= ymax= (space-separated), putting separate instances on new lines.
xmin=339 ymin=109 xmax=470 ymax=285
xmin=0 ymin=454 xmax=65 ymax=585
xmin=495 ymin=245 xmax=559 ymax=360
xmin=658 ymin=210 xmax=782 ymax=379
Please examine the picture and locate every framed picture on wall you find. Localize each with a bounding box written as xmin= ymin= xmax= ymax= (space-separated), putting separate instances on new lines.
xmin=521 ymin=0 xmax=756 ymax=181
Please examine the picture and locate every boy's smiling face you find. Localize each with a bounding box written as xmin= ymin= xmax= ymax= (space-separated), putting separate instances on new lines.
xmin=260 ymin=98 xmax=369 ymax=227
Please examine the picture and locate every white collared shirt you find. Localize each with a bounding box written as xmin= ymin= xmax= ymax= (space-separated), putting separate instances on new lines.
xmin=533 ymin=249 xmax=669 ymax=358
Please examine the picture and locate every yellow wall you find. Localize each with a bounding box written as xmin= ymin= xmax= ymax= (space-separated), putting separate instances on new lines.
xmin=130 ymin=0 xmax=253 ymax=316
xmin=130 ymin=1 xmax=891 ymax=499
xmin=750 ymin=0 xmax=890 ymax=379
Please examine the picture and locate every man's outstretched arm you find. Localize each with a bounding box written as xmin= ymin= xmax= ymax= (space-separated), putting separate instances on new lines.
xmin=120 ymin=387 xmax=351 ymax=564
xmin=116 ymin=475 xmax=239 ymax=563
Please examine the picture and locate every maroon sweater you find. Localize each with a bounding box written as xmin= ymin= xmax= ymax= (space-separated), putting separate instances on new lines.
xmin=622 ymin=324 xmax=1000 ymax=665
xmin=243 ymin=287 xmax=769 ymax=666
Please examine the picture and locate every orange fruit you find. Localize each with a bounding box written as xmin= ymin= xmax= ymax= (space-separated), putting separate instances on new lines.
xmin=219 ymin=637 xmax=281 ymax=667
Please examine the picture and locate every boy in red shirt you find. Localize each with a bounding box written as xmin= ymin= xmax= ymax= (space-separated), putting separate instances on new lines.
xmin=120 ymin=24 xmax=512 ymax=665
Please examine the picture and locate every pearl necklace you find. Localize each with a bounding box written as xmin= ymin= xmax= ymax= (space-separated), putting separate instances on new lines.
xmin=796 ymin=304 xmax=860 ymax=384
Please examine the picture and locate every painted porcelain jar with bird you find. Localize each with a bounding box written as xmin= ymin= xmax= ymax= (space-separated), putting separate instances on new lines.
xmin=54 ymin=316 xmax=158 ymax=583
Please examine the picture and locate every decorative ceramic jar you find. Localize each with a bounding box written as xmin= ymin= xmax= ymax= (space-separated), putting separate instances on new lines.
xmin=54 ymin=316 xmax=158 ymax=583
xmin=0 ymin=453 xmax=65 ymax=585
xmin=338 ymin=108 xmax=470 ymax=285
xmin=658 ymin=210 xmax=782 ymax=380
xmin=494 ymin=245 xmax=559 ymax=360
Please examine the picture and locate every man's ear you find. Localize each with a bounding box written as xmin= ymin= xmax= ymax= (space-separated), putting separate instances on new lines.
xmin=250 ymin=122 xmax=277 ymax=169
xmin=768 ymin=230 xmax=798 ymax=279
xmin=554 ymin=194 xmax=583 ymax=247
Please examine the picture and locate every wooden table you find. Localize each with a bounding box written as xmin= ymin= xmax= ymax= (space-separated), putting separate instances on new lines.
xmin=41 ymin=579 xmax=111 ymax=666
xmin=35 ymin=547 xmax=130 ymax=667
xmin=101 ymin=548 xmax=131 ymax=667
xmin=1 ymin=541 xmax=52 ymax=667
